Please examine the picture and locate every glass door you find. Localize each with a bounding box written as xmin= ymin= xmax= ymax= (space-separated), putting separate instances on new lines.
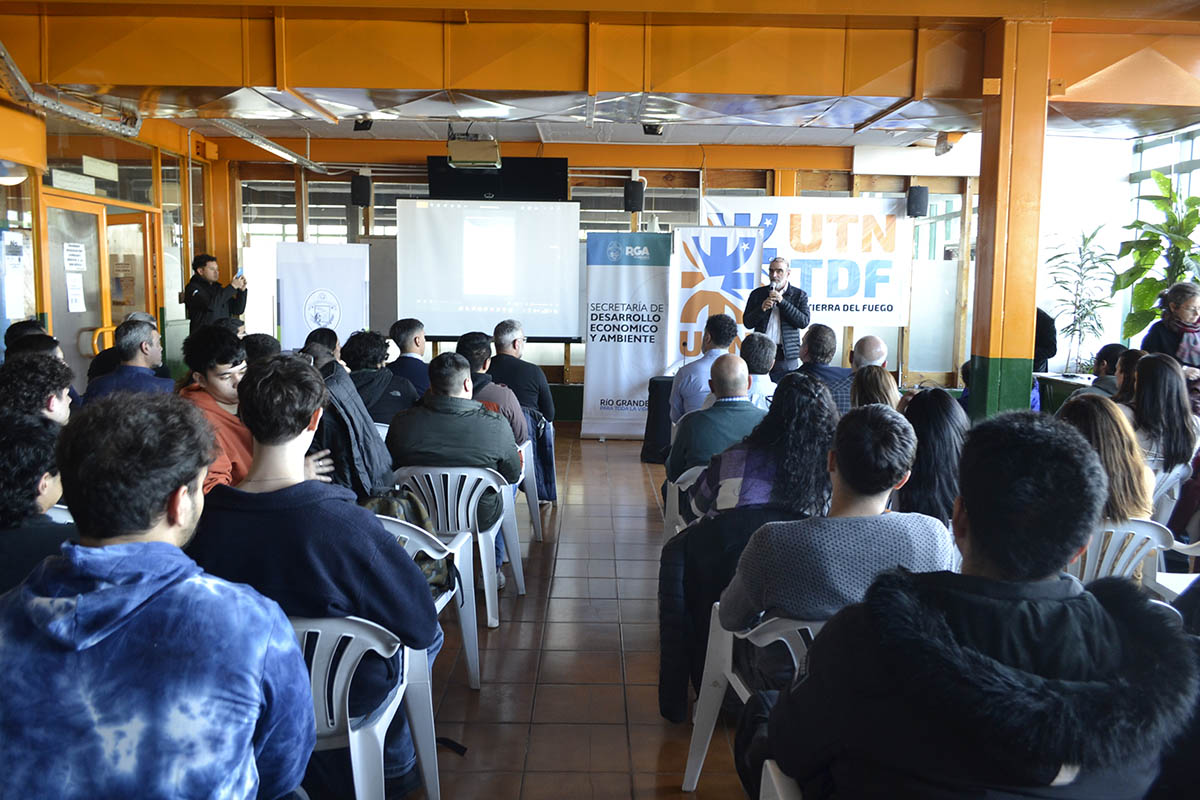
xmin=44 ymin=196 xmax=111 ymax=382
xmin=106 ymin=211 xmax=154 ymax=321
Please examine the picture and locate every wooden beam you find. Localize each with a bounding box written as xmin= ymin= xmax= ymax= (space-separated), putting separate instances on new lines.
xmin=952 ymin=176 xmax=975 ymax=386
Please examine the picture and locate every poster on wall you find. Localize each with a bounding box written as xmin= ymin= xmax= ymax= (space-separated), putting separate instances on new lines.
xmin=703 ymin=196 xmax=913 ymax=327
xmin=276 ymin=243 xmax=369 ymax=350
xmin=581 ymin=232 xmax=672 ymax=439
xmin=669 ymin=226 xmax=764 ymax=361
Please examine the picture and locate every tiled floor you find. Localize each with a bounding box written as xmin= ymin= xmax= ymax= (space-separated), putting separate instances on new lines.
xmin=424 ymin=424 xmax=741 ymax=799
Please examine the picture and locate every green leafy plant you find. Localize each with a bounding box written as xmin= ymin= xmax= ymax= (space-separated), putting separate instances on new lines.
xmin=1048 ymin=227 xmax=1114 ymax=372
xmin=1111 ymin=170 xmax=1200 ymax=338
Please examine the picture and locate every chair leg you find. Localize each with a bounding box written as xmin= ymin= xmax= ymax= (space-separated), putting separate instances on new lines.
xmin=501 ymin=492 xmax=527 ymax=596
xmin=454 ymin=541 xmax=481 ymax=689
xmin=348 ymin=702 xmax=393 ymax=800
xmin=477 ymin=530 xmax=500 ymax=628
xmin=682 ymin=605 xmax=736 ymax=792
xmin=404 ymin=648 xmax=441 ymax=800
xmin=521 ymin=451 xmax=544 ymax=541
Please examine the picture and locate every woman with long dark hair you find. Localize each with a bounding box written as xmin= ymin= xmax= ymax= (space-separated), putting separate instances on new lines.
xmin=1059 ymin=393 xmax=1153 ymax=522
xmin=685 ymin=372 xmax=838 ymax=521
xmin=1120 ymin=353 xmax=1200 ymax=475
xmin=1110 ymin=348 xmax=1145 ymax=406
xmin=893 ymin=388 xmax=968 ymax=526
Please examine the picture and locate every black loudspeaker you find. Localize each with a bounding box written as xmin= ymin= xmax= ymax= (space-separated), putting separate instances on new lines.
xmin=906 ymin=185 xmax=929 ymax=217
xmin=351 ymin=175 xmax=372 ymax=207
xmin=624 ymin=180 xmax=645 ymax=213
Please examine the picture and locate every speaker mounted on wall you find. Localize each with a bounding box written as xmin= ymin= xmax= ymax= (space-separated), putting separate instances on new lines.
xmin=623 ymin=180 xmax=645 ymax=213
xmin=906 ymin=185 xmax=929 ymax=217
xmin=351 ymin=175 xmax=373 ymax=207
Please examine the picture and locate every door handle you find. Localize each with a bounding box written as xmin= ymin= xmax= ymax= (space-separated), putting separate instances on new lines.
xmin=86 ymin=325 xmax=116 ymax=356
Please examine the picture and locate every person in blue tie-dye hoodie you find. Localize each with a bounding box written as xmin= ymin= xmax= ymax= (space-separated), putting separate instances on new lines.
xmin=0 ymin=392 xmax=315 ymax=799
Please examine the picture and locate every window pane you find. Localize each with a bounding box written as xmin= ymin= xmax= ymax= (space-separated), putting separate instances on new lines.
xmin=45 ymin=119 xmax=153 ymax=206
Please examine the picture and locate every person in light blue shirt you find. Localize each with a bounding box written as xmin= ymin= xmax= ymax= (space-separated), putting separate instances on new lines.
xmin=669 ymin=313 xmax=737 ymax=423
xmin=82 ymin=318 xmax=174 ymax=404
xmin=0 ymin=393 xmax=315 ymax=800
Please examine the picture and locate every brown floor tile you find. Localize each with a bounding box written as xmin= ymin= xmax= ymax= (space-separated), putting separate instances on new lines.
xmin=616 ymin=560 xmax=660 ymax=579
xmin=628 ymin=723 xmax=736 ymax=774
xmin=476 ymin=621 xmax=544 ymax=650
xmin=616 ymin=578 xmax=658 ymax=599
xmin=550 ymin=577 xmax=618 ymax=599
xmin=631 ymin=772 xmax=746 ymax=799
xmin=558 ymin=542 xmax=618 ymax=559
xmin=493 ymin=596 xmax=549 ymax=623
xmin=435 ymin=771 xmax=525 ymax=800
xmin=538 ymin=650 xmax=624 ymax=683
xmin=436 ymin=683 xmax=536 ymax=723
xmin=532 ymin=683 xmax=627 ymax=724
xmin=614 ymin=543 xmax=664 ymax=560
xmin=619 ymin=598 xmax=659 ymax=623
xmin=624 ymin=651 xmax=660 ymax=684
xmin=621 ymin=623 xmax=660 ymax=651
xmin=525 ymin=723 xmax=631 ymax=772
xmin=542 ymin=622 xmax=622 ymax=651
xmin=448 ymin=649 xmax=541 ymax=685
xmin=434 ymin=722 xmax=532 ymax=772
xmin=624 ymin=684 xmax=665 ymax=724
xmin=545 ymin=598 xmax=620 ymax=622
xmin=521 ymin=772 xmax=633 ymax=800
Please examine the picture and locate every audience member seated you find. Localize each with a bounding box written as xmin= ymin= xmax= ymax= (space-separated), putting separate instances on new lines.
xmin=1063 ymin=342 xmax=1126 ymax=402
xmin=1110 ymin=348 xmax=1146 ymax=406
xmin=3 ymin=332 xmax=62 ymax=362
xmin=302 ymin=343 xmax=391 ymax=501
xmin=489 ymin=318 xmax=557 ymax=502
xmin=701 ymin=332 xmax=777 ymax=411
xmin=1118 ymin=353 xmax=1199 ymax=476
xmin=3 ymin=318 xmax=46 ymax=357
xmin=86 ymin=312 xmax=172 ymax=384
xmin=0 ymin=394 xmax=315 ymax=797
xmin=388 ymin=317 xmax=430 ymax=395
xmin=242 ymin=332 xmax=282 ymax=365
xmin=1140 ymin=282 xmax=1200 ymax=380
xmin=457 ymin=331 xmax=529 ymax=444
xmin=850 ymin=364 xmax=900 ymax=408
xmin=735 ymin=411 xmax=1200 ymax=800
xmin=666 ymin=354 xmax=767 ymax=482
xmin=304 ymin=326 xmax=340 ymax=361
xmin=893 ymin=387 xmax=969 ymax=526
xmin=342 ymin=330 xmax=419 ymax=424
xmin=721 ymin=405 xmax=955 ymax=685
xmin=387 ymin=352 xmax=521 ymax=580
xmin=0 ymin=354 xmax=73 ymax=424
xmin=187 ymin=355 xmax=440 ymax=800
xmin=851 ymin=334 xmax=887 ymax=369
xmin=180 ymin=326 xmax=253 ymax=492
xmin=668 ymin=314 xmax=736 ymax=423
xmin=82 ymin=318 xmax=173 ymax=404
xmin=795 ymin=323 xmax=852 ymax=413
xmin=1059 ymin=394 xmax=1153 ymax=523
xmin=212 ymin=315 xmax=247 ymax=339
xmin=685 ymin=373 xmax=837 ymax=523
xmin=0 ymin=411 xmax=74 ymax=592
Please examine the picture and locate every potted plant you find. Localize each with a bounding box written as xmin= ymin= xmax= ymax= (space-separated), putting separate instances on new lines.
xmin=1048 ymin=227 xmax=1114 ymax=373
xmin=1111 ymin=170 xmax=1200 ymax=338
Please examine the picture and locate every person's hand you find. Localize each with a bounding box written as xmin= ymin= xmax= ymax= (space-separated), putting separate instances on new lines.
xmin=761 ymin=296 xmax=776 ymax=311
xmin=1185 ymin=366 xmax=1200 ymax=382
xmin=231 ymin=275 xmax=247 ymax=290
xmin=896 ymin=389 xmax=919 ymax=414
xmin=768 ymin=289 xmax=783 ymax=304
xmin=305 ymin=449 xmax=334 ymax=483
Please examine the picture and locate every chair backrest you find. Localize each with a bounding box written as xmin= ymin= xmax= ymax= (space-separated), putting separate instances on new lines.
xmin=737 ymin=615 xmax=825 ymax=675
xmin=46 ymin=504 xmax=74 ymax=524
xmin=663 ymin=464 xmax=707 ymax=534
xmin=1151 ymin=461 xmax=1191 ymax=523
xmin=374 ymin=422 xmax=389 ymax=441
xmin=376 ymin=514 xmax=451 ymax=560
xmin=393 ymin=466 xmax=506 ymax=535
xmin=1068 ymin=518 xmax=1175 ymax=582
xmin=290 ymin=616 xmax=403 ymax=740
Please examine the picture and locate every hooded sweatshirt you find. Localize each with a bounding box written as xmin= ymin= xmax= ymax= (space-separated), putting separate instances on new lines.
xmin=179 ymin=383 xmax=254 ymax=493
xmin=349 ymin=368 xmax=418 ymax=424
xmin=0 ymin=541 xmax=314 ymax=799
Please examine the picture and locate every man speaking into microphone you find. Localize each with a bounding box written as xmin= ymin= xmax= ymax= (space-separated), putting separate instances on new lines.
xmin=742 ymin=256 xmax=810 ymax=381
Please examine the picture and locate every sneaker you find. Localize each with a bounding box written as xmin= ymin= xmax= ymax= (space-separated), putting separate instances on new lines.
xmin=497 ymin=569 xmax=507 ymax=590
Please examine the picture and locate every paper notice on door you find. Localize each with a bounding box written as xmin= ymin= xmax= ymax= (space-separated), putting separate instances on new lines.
xmin=65 ymin=272 xmax=87 ymax=312
xmin=63 ymin=242 xmax=87 ymax=272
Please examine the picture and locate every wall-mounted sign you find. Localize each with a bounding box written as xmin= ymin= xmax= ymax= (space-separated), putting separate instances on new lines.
xmin=50 ymin=169 xmax=96 ymax=195
xmin=63 ymin=242 xmax=87 ymax=272
xmin=81 ymin=155 xmax=120 ymax=182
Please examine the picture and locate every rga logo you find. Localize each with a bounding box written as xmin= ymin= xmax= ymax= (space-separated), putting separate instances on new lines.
xmin=606 ymin=240 xmax=622 ymax=262
xmin=625 ymin=246 xmax=650 ymax=258
xmin=304 ymin=288 xmax=341 ymax=330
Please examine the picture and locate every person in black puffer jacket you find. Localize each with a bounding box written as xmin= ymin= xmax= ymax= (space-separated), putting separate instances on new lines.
xmin=342 ymin=331 xmax=419 ymax=424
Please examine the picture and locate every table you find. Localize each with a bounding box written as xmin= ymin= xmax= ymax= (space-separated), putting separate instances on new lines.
xmin=1035 ymin=373 xmax=1094 ymax=414
xmin=641 ymin=376 xmax=674 ymax=463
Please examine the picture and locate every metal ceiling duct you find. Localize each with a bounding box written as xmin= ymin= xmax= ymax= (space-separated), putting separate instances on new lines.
xmin=209 ymin=119 xmax=330 ymax=174
xmin=0 ymin=39 xmax=142 ymax=138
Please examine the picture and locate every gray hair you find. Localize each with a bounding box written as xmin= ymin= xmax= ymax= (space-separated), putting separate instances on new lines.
xmin=494 ymin=319 xmax=524 ymax=350
xmin=114 ymin=319 xmax=158 ymax=362
xmin=123 ymin=311 xmax=158 ymax=326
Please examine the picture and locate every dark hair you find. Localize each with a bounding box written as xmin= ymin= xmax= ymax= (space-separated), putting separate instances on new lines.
xmin=242 ymin=333 xmax=282 ymax=365
xmin=739 ymin=333 xmax=775 ymax=376
xmin=895 ymin=388 xmax=969 ymax=525
xmin=803 ymin=324 xmax=837 ymax=364
xmin=704 ymin=314 xmax=737 ymax=348
xmin=959 ymin=411 xmax=1107 ymax=580
xmin=1094 ymin=343 xmax=1127 ymax=374
xmin=114 ymin=319 xmax=158 ymax=362
xmin=389 ymin=318 xmax=424 ymax=350
xmin=4 ymin=319 xmax=46 ymax=349
xmin=191 ymin=253 xmax=217 ymax=272
xmin=959 ymin=360 xmax=971 ymax=388
xmin=1111 ymin=349 xmax=1145 ymax=405
xmin=1158 ymin=281 xmax=1200 ymax=318
xmin=5 ymin=334 xmax=61 ymax=359
xmin=456 ymin=331 xmax=493 ymax=373
xmin=301 ymin=342 xmax=336 ymax=371
xmin=0 ymin=411 xmax=60 ymax=528
xmin=238 ymin=355 xmax=329 ymax=445
xmin=834 ymin=404 xmax=917 ymax=495
xmin=304 ymin=327 xmax=339 ymax=352
xmin=1132 ymin=353 xmax=1198 ymax=472
xmin=744 ymin=373 xmax=838 ymax=515
xmin=1059 ymin=393 xmax=1152 ymax=522
xmin=182 ymin=326 xmax=245 ymax=375
xmin=342 ymin=331 xmax=389 ymax=371
xmin=57 ymin=393 xmax=215 ymax=540
xmin=211 ymin=317 xmax=245 ymax=336
xmin=0 ymin=355 xmax=74 ymax=416
xmin=429 ymin=352 xmax=470 ymax=395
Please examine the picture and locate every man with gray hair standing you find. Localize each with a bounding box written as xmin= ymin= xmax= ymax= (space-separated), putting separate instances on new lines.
xmin=82 ymin=317 xmax=173 ymax=404
xmin=743 ymin=256 xmax=811 ymax=381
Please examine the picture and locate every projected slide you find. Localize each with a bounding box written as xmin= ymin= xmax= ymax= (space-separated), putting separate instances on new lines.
xmin=396 ymin=199 xmax=581 ymax=338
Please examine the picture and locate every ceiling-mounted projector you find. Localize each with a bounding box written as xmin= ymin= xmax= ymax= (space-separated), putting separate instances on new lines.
xmin=447 ymin=138 xmax=501 ymax=169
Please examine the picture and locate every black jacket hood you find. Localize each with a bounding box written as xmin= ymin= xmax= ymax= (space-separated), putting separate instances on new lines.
xmin=350 ymin=368 xmax=393 ymax=407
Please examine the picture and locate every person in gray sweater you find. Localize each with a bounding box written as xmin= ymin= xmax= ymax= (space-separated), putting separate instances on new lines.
xmin=720 ymin=403 xmax=956 ymax=631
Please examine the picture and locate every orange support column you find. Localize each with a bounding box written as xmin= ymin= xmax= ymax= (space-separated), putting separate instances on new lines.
xmin=969 ymin=19 xmax=1051 ymax=419
xmin=208 ymin=160 xmax=238 ymax=281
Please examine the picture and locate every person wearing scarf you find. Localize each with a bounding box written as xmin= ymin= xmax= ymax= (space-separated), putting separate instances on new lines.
xmin=1141 ymin=282 xmax=1200 ymax=380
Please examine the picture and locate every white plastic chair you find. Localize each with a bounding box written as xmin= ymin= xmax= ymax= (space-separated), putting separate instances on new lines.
xmin=517 ymin=439 xmax=544 ymax=541
xmin=374 ymin=422 xmax=389 ymax=441
xmin=1066 ymin=518 xmax=1174 ymax=582
xmin=46 ymin=504 xmax=73 ymax=524
xmin=376 ymin=514 xmax=480 ymax=691
xmin=663 ymin=465 xmax=705 ymax=539
xmin=1152 ymin=462 xmax=1191 ymax=525
xmin=394 ymin=466 xmax=525 ymax=628
xmin=760 ymin=760 xmax=804 ymax=800
xmin=290 ymin=616 xmax=408 ymax=800
xmin=683 ymin=602 xmax=825 ymax=791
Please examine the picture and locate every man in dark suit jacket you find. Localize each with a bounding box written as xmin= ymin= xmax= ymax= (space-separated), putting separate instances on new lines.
xmin=743 ymin=257 xmax=810 ymax=382
xmin=795 ymin=323 xmax=853 ymax=414
xmin=387 ymin=318 xmax=430 ymax=396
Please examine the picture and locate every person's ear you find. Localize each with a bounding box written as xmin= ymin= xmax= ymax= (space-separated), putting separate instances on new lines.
xmin=744 ymin=375 xmax=752 ymax=391
xmin=483 ymin=357 xmax=491 ymax=372
xmin=36 ymin=471 xmax=52 ymax=500
xmin=951 ymin=495 xmax=969 ymax=543
xmin=164 ymin=483 xmax=188 ymax=527
xmin=1067 ymin=540 xmax=1090 ymax=566
xmin=307 ymin=407 xmax=323 ymax=432
xmin=191 ymin=371 xmax=204 ymax=386
xmin=827 ymin=449 xmax=837 ymax=474
xmin=892 ymin=469 xmax=911 ymax=491
xmin=708 ymin=378 xmax=716 ymax=394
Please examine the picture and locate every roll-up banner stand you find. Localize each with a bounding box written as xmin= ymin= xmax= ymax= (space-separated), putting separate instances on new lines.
xmin=670 ymin=226 xmax=764 ymax=360
xmin=276 ymin=242 xmax=370 ymax=350
xmin=582 ymin=233 xmax=672 ymax=439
